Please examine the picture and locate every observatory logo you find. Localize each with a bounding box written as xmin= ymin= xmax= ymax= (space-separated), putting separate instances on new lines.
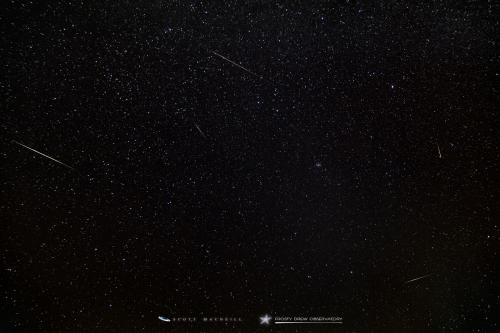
xmin=258 ymin=314 xmax=343 ymax=326
xmin=259 ymin=314 xmax=272 ymax=325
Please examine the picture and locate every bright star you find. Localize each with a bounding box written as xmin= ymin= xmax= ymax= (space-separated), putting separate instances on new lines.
xmin=260 ymin=314 xmax=272 ymax=325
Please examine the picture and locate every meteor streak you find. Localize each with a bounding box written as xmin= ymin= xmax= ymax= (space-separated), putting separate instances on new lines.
xmin=212 ymin=51 xmax=261 ymax=78
xmin=13 ymin=140 xmax=75 ymax=171
xmin=405 ymin=273 xmax=433 ymax=284
xmin=194 ymin=123 xmax=207 ymax=139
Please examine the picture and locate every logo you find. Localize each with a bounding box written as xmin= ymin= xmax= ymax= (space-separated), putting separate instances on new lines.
xmin=259 ymin=314 xmax=272 ymax=325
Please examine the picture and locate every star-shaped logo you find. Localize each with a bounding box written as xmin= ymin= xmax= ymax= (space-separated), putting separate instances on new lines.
xmin=259 ymin=314 xmax=272 ymax=325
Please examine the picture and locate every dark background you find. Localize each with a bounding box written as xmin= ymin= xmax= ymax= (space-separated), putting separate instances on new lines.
xmin=1 ymin=1 xmax=498 ymax=332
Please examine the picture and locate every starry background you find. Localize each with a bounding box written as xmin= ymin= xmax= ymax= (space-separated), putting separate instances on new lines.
xmin=1 ymin=1 xmax=498 ymax=332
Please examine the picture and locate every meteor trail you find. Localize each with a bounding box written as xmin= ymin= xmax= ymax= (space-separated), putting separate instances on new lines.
xmin=405 ymin=273 xmax=433 ymax=284
xmin=437 ymin=143 xmax=442 ymax=158
xmin=12 ymin=140 xmax=75 ymax=171
xmin=212 ymin=51 xmax=261 ymax=78
xmin=194 ymin=123 xmax=207 ymax=139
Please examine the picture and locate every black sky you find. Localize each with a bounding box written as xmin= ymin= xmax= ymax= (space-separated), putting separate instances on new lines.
xmin=1 ymin=1 xmax=498 ymax=332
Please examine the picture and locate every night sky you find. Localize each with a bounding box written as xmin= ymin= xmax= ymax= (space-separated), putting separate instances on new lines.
xmin=1 ymin=1 xmax=499 ymax=332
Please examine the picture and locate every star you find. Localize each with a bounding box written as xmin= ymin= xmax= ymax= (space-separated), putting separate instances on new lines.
xmin=259 ymin=314 xmax=272 ymax=325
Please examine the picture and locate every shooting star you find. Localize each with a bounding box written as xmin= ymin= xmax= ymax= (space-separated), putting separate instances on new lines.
xmin=194 ymin=123 xmax=207 ymax=139
xmin=12 ymin=140 xmax=75 ymax=171
xmin=405 ymin=273 xmax=433 ymax=284
xmin=212 ymin=51 xmax=261 ymax=78
xmin=437 ymin=143 xmax=442 ymax=159
xmin=158 ymin=316 xmax=171 ymax=322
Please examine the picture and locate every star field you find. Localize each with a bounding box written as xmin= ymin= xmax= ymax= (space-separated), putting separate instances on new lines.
xmin=1 ymin=1 xmax=499 ymax=332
